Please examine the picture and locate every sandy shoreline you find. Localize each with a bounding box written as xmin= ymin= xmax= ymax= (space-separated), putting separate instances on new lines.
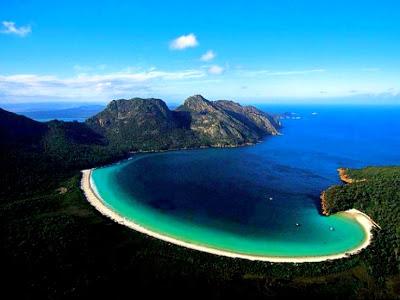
xmin=81 ymin=169 xmax=379 ymax=263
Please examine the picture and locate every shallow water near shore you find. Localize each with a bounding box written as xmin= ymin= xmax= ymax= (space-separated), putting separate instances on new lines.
xmin=91 ymin=105 xmax=400 ymax=257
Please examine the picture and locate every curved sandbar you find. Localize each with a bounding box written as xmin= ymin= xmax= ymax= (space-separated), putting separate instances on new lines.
xmin=81 ymin=169 xmax=378 ymax=263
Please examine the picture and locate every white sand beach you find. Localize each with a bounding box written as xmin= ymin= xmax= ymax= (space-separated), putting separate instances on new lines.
xmin=81 ymin=169 xmax=379 ymax=263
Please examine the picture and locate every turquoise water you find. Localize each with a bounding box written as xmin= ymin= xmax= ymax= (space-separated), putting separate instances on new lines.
xmin=91 ymin=105 xmax=400 ymax=257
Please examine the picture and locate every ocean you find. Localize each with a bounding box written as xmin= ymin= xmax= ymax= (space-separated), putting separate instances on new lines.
xmin=91 ymin=105 xmax=400 ymax=257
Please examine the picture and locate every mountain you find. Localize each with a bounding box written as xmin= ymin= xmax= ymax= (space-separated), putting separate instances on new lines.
xmin=0 ymin=107 xmax=105 ymax=151
xmin=85 ymin=98 xmax=200 ymax=151
xmin=214 ymin=100 xmax=280 ymax=135
xmin=176 ymin=95 xmax=280 ymax=146
xmin=0 ymin=95 xmax=280 ymax=197
xmin=1 ymin=95 xmax=280 ymax=156
xmin=0 ymin=108 xmax=47 ymax=147
xmin=86 ymin=94 xmax=280 ymax=150
xmin=0 ymin=110 xmax=112 ymax=198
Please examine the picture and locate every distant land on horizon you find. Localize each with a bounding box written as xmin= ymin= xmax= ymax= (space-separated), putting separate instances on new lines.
xmin=2 ymin=94 xmax=400 ymax=123
xmin=2 ymin=94 xmax=400 ymax=108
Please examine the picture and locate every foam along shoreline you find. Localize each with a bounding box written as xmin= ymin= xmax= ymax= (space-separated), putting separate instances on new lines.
xmin=81 ymin=169 xmax=379 ymax=263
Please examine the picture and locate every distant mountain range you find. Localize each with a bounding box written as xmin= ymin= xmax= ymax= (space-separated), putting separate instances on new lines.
xmin=15 ymin=105 xmax=105 ymax=122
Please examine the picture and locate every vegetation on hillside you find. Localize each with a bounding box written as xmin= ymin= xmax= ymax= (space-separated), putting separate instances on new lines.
xmin=1 ymin=101 xmax=400 ymax=298
xmin=1 ymin=167 xmax=399 ymax=298
xmin=324 ymin=167 xmax=400 ymax=290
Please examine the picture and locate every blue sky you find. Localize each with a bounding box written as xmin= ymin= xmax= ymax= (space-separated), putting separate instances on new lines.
xmin=1 ymin=0 xmax=400 ymax=104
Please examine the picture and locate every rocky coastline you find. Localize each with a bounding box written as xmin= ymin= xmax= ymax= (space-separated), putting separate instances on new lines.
xmin=320 ymin=168 xmax=363 ymax=215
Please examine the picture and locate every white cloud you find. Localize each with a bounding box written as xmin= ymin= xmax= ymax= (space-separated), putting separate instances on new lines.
xmin=239 ymin=69 xmax=326 ymax=77
xmin=0 ymin=21 xmax=31 ymax=37
xmin=201 ymin=50 xmax=216 ymax=62
xmin=0 ymin=68 xmax=206 ymax=100
xmin=170 ymin=33 xmax=198 ymax=50
xmin=208 ymin=65 xmax=224 ymax=75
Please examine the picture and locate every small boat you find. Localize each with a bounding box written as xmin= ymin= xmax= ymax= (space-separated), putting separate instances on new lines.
xmin=269 ymin=197 xmax=273 ymax=201
xmin=329 ymin=226 xmax=335 ymax=231
xmin=295 ymin=223 xmax=301 ymax=227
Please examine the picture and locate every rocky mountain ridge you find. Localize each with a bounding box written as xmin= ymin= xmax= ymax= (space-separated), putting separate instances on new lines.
xmin=86 ymin=94 xmax=281 ymax=150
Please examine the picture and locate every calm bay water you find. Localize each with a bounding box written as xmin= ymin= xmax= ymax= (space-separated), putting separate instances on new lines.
xmin=92 ymin=105 xmax=400 ymax=257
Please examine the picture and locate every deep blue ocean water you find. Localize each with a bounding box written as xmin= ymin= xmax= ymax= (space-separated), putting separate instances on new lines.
xmin=92 ymin=105 xmax=400 ymax=257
